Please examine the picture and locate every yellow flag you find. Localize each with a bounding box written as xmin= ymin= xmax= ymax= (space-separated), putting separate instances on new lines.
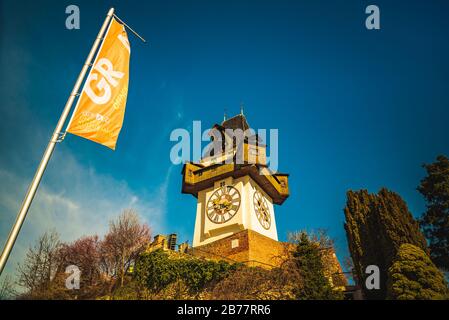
xmin=67 ymin=18 xmax=130 ymax=150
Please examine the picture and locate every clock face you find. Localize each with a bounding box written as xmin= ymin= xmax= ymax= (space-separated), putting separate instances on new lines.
xmin=253 ymin=190 xmax=271 ymax=230
xmin=206 ymin=185 xmax=241 ymax=224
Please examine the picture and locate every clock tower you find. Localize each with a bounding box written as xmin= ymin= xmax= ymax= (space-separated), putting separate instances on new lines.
xmin=181 ymin=113 xmax=289 ymax=267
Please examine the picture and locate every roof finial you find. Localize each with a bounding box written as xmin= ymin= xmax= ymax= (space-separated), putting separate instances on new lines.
xmin=240 ymin=102 xmax=244 ymax=116
xmin=223 ymin=107 xmax=227 ymax=122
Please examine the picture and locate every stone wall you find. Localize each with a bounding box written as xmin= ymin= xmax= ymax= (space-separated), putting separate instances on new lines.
xmin=189 ymin=229 xmax=289 ymax=268
xmin=189 ymin=229 xmax=347 ymax=288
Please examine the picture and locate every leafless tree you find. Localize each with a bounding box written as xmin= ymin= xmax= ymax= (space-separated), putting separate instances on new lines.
xmin=17 ymin=230 xmax=61 ymax=298
xmin=288 ymin=228 xmax=334 ymax=248
xmin=100 ymin=209 xmax=151 ymax=287
xmin=0 ymin=275 xmax=17 ymax=300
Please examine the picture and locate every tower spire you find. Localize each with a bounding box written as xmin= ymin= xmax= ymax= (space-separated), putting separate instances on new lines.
xmin=240 ymin=102 xmax=244 ymax=116
xmin=223 ymin=107 xmax=227 ymax=122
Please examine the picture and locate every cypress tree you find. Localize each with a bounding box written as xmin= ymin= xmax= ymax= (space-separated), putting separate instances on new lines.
xmin=344 ymin=188 xmax=427 ymax=299
xmin=387 ymin=243 xmax=448 ymax=300
xmin=418 ymin=155 xmax=449 ymax=270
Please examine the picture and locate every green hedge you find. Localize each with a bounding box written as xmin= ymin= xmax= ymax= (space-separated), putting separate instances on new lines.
xmin=133 ymin=250 xmax=237 ymax=295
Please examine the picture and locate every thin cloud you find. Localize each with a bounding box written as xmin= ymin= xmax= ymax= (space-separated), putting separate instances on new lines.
xmin=0 ymin=151 xmax=169 ymax=282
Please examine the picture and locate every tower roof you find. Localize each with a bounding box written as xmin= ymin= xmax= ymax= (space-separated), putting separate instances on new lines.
xmin=221 ymin=114 xmax=250 ymax=131
xmin=211 ymin=113 xmax=263 ymax=146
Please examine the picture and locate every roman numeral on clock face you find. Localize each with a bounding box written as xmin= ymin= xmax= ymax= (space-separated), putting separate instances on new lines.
xmin=253 ymin=190 xmax=271 ymax=230
xmin=206 ymin=185 xmax=241 ymax=224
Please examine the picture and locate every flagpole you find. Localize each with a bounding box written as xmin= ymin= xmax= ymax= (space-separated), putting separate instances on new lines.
xmin=0 ymin=8 xmax=115 ymax=276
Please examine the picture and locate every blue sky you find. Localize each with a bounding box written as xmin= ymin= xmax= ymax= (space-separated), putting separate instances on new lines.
xmin=1 ymin=0 xmax=449 ymax=280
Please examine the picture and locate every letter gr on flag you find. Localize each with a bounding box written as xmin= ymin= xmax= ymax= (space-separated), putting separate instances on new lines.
xmin=66 ymin=18 xmax=131 ymax=150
